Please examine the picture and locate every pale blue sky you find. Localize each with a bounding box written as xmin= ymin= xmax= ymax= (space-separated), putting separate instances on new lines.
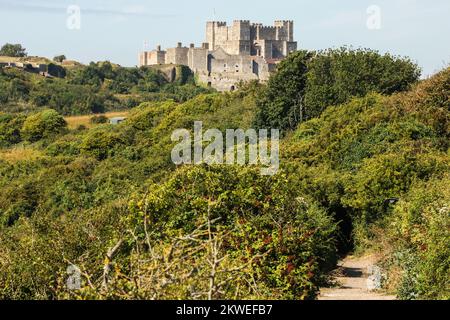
xmin=0 ymin=0 xmax=449 ymax=76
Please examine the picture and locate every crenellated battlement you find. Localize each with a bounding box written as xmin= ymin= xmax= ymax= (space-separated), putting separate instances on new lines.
xmin=140 ymin=19 xmax=298 ymax=91
xmin=205 ymin=19 xmax=296 ymax=55
xmin=274 ymin=20 xmax=294 ymax=23
xmin=258 ymin=26 xmax=277 ymax=31
xmin=207 ymin=21 xmax=227 ymax=27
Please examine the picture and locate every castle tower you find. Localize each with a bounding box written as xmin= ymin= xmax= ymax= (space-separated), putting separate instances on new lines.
xmin=206 ymin=21 xmax=216 ymax=49
xmin=206 ymin=21 xmax=227 ymax=51
xmin=140 ymin=19 xmax=298 ymax=91
xmin=274 ymin=20 xmax=294 ymax=42
xmin=231 ymin=20 xmax=251 ymax=41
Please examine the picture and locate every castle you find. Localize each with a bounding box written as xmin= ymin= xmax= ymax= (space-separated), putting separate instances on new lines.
xmin=139 ymin=20 xmax=297 ymax=91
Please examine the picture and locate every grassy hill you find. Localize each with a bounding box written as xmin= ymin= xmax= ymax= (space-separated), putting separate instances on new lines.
xmin=0 ymin=49 xmax=447 ymax=300
xmin=0 ymin=56 xmax=53 ymax=64
xmin=0 ymin=60 xmax=214 ymax=115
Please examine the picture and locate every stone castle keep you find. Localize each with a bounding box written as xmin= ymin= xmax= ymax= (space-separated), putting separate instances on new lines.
xmin=139 ymin=20 xmax=297 ymax=91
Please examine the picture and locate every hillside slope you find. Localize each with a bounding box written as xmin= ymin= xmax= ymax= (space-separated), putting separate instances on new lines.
xmin=0 ymin=65 xmax=448 ymax=300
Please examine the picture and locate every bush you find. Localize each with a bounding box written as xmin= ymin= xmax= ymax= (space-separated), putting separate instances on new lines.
xmin=53 ymin=55 xmax=66 ymax=63
xmin=80 ymin=126 xmax=125 ymax=160
xmin=256 ymin=48 xmax=421 ymax=132
xmin=68 ymin=165 xmax=337 ymax=300
xmin=0 ymin=113 xmax=26 ymax=146
xmin=385 ymin=175 xmax=450 ymax=300
xmin=21 ymin=109 xmax=67 ymax=142
xmin=90 ymin=115 xmax=109 ymax=124
xmin=0 ymin=43 xmax=27 ymax=57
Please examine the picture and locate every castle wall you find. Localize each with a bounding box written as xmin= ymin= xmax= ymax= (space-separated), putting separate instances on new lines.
xmin=139 ymin=19 xmax=297 ymax=91
xmin=139 ymin=52 xmax=147 ymax=67
xmin=257 ymin=26 xmax=277 ymax=41
xmin=209 ymin=53 xmax=255 ymax=75
xmin=166 ymin=46 xmax=189 ymax=65
xmin=148 ymin=50 xmax=166 ymax=65
xmin=205 ymin=20 xmax=296 ymax=60
xmin=231 ymin=20 xmax=251 ymax=41
xmin=274 ymin=20 xmax=294 ymax=41
xmin=188 ymin=48 xmax=209 ymax=73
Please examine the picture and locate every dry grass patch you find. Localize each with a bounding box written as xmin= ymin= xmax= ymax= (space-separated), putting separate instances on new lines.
xmin=0 ymin=147 xmax=44 ymax=164
xmin=65 ymin=111 xmax=129 ymax=129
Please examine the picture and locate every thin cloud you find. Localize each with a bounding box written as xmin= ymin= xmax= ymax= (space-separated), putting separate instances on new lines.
xmin=0 ymin=0 xmax=175 ymax=18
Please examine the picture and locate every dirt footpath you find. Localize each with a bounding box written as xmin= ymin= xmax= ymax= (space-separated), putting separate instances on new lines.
xmin=319 ymin=255 xmax=396 ymax=300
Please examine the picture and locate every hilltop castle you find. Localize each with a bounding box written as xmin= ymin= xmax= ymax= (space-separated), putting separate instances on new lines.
xmin=139 ymin=20 xmax=297 ymax=91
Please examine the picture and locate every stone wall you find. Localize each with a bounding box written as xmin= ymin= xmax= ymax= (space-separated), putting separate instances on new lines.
xmin=188 ymin=47 xmax=209 ymax=73
xmin=166 ymin=45 xmax=189 ymax=65
xmin=139 ymin=19 xmax=297 ymax=91
xmin=205 ymin=20 xmax=297 ymax=60
xmin=149 ymin=50 xmax=166 ymax=64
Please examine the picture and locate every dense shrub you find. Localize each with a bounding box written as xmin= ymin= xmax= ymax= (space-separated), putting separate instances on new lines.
xmin=256 ymin=48 xmax=421 ymax=132
xmin=0 ymin=113 xmax=26 ymax=146
xmin=21 ymin=109 xmax=67 ymax=142
xmin=0 ymin=56 xmax=447 ymax=301
xmin=90 ymin=115 xmax=109 ymax=124
xmin=0 ymin=61 xmax=212 ymax=115
xmin=79 ymin=126 xmax=126 ymax=160
xmin=66 ymin=165 xmax=337 ymax=300
xmin=383 ymin=175 xmax=449 ymax=300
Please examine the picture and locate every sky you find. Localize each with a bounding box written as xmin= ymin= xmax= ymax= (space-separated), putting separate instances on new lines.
xmin=0 ymin=0 xmax=449 ymax=76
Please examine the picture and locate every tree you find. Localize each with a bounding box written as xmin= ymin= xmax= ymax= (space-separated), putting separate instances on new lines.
xmin=0 ymin=43 xmax=27 ymax=57
xmin=254 ymin=50 xmax=313 ymax=132
xmin=255 ymin=48 xmax=421 ymax=132
xmin=21 ymin=109 xmax=67 ymax=142
xmin=303 ymin=48 xmax=421 ymax=119
xmin=99 ymin=61 xmax=115 ymax=79
xmin=70 ymin=62 xmax=104 ymax=86
xmin=53 ymin=55 xmax=66 ymax=63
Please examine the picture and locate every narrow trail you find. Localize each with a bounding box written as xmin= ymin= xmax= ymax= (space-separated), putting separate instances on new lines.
xmin=318 ymin=255 xmax=396 ymax=300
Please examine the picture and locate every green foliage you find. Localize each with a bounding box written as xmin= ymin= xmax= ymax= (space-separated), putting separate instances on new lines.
xmin=0 ymin=61 xmax=212 ymax=115
xmin=21 ymin=109 xmax=67 ymax=142
xmin=256 ymin=48 xmax=421 ymax=132
xmin=384 ymin=175 xmax=450 ymax=300
xmin=0 ymin=113 xmax=26 ymax=146
xmin=0 ymin=51 xmax=447 ymax=301
xmin=90 ymin=115 xmax=109 ymax=124
xmin=304 ymin=48 xmax=421 ymax=118
xmin=282 ymin=68 xmax=449 ymax=299
xmin=0 ymin=43 xmax=27 ymax=57
xmin=255 ymin=50 xmax=313 ymax=131
xmin=53 ymin=55 xmax=66 ymax=63
xmin=8 ymin=78 xmax=30 ymax=100
xmin=80 ymin=126 xmax=127 ymax=160
xmin=68 ymin=165 xmax=337 ymax=300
